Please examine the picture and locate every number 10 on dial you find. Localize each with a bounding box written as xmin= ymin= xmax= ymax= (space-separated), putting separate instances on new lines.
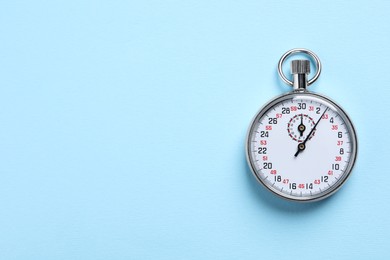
xmin=246 ymin=49 xmax=357 ymax=202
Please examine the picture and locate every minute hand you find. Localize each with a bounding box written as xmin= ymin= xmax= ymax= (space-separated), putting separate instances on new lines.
xmin=294 ymin=107 xmax=329 ymax=157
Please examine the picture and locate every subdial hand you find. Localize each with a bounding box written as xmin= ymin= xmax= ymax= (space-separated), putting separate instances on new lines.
xmin=294 ymin=108 xmax=329 ymax=157
xmin=298 ymin=114 xmax=306 ymax=137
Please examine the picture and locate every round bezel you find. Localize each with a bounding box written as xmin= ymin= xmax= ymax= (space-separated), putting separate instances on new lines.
xmin=246 ymin=91 xmax=358 ymax=202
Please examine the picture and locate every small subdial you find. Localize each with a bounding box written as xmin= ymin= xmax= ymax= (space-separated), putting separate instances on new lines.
xmin=287 ymin=114 xmax=316 ymax=142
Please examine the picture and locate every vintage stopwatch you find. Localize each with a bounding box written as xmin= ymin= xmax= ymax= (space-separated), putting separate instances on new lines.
xmin=246 ymin=49 xmax=357 ymax=202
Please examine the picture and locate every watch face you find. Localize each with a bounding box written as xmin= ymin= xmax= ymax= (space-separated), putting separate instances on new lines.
xmin=246 ymin=92 xmax=357 ymax=202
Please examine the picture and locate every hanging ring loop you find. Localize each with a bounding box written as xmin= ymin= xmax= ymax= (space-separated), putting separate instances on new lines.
xmin=277 ymin=48 xmax=322 ymax=87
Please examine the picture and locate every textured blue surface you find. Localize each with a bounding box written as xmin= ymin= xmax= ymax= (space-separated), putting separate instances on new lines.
xmin=0 ymin=1 xmax=389 ymax=259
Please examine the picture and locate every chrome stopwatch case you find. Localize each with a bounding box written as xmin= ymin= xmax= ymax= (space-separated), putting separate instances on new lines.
xmin=246 ymin=49 xmax=358 ymax=202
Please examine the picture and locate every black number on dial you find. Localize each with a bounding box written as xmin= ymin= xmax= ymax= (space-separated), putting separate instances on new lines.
xmin=263 ymin=162 xmax=273 ymax=169
xmin=260 ymin=131 xmax=269 ymax=137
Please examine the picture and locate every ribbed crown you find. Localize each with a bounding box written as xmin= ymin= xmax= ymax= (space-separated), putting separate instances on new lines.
xmin=291 ymin=60 xmax=310 ymax=74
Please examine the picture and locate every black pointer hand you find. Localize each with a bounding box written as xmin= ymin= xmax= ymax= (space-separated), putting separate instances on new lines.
xmin=294 ymin=108 xmax=328 ymax=157
xmin=298 ymin=114 xmax=305 ymax=137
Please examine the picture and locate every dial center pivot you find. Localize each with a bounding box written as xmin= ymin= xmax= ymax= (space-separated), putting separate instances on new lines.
xmin=287 ymin=114 xmax=315 ymax=142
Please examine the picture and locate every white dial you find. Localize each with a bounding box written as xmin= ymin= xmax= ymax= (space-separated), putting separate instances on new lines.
xmin=246 ymin=92 xmax=357 ymax=202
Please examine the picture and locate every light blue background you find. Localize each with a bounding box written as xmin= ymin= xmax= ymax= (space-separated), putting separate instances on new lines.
xmin=0 ymin=1 xmax=389 ymax=259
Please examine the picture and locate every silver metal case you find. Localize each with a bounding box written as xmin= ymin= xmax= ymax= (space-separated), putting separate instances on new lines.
xmin=246 ymin=91 xmax=358 ymax=202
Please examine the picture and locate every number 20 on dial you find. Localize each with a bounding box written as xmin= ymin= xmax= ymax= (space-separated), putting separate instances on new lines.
xmin=246 ymin=49 xmax=357 ymax=202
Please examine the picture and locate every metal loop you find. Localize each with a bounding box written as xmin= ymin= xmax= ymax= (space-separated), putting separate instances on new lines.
xmin=277 ymin=48 xmax=322 ymax=87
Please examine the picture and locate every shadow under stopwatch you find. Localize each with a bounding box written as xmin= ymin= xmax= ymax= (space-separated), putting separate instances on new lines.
xmin=243 ymin=153 xmax=334 ymax=214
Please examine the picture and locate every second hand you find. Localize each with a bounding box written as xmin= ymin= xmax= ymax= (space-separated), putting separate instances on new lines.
xmin=294 ymin=107 xmax=329 ymax=157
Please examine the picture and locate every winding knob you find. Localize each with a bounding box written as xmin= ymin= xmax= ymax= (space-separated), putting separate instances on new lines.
xmin=291 ymin=60 xmax=310 ymax=75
